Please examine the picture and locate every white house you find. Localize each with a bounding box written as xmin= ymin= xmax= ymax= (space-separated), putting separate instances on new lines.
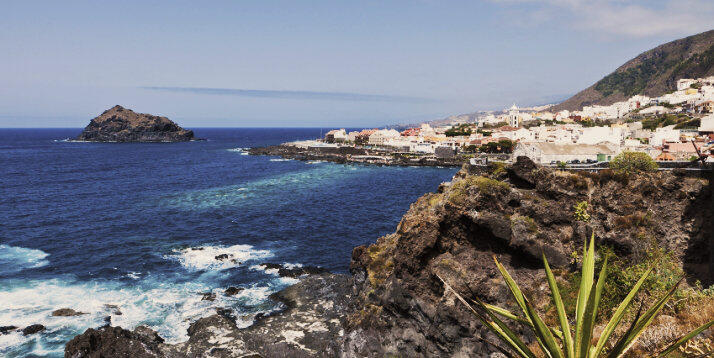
xmin=577 ymin=126 xmax=624 ymax=145
xmin=368 ymin=129 xmax=401 ymax=146
xmin=677 ymin=78 xmax=698 ymax=91
xmin=650 ymin=126 xmax=681 ymax=146
xmin=513 ymin=142 xmax=619 ymax=164
xmin=699 ymin=114 xmax=714 ymax=133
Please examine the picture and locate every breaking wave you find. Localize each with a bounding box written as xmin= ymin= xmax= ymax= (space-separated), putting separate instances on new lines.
xmin=0 ymin=245 xmax=50 ymax=274
xmin=166 ymin=244 xmax=273 ymax=271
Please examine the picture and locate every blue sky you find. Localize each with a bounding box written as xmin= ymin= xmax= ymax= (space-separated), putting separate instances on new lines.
xmin=1 ymin=1 xmax=712 ymax=128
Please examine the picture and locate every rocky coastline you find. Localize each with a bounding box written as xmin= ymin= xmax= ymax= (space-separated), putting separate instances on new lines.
xmin=248 ymin=144 xmax=476 ymax=167
xmin=65 ymin=158 xmax=714 ymax=357
xmin=76 ymin=105 xmax=195 ymax=142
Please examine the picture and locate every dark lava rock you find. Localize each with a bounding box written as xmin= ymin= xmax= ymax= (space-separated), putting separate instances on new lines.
xmin=260 ymin=263 xmax=329 ymax=278
xmin=225 ymin=286 xmax=244 ymax=296
xmin=22 ymin=324 xmax=45 ymax=336
xmin=201 ymin=292 xmax=216 ymax=301
xmin=76 ymin=105 xmax=194 ymax=142
xmin=52 ymin=308 xmax=86 ymax=317
xmin=215 ymin=254 xmax=231 ymax=260
xmin=65 ymin=326 xmax=165 ymax=358
xmin=169 ymin=273 xmax=353 ymax=357
xmin=0 ymin=326 xmax=17 ymax=335
xmin=65 ymin=274 xmax=353 ymax=358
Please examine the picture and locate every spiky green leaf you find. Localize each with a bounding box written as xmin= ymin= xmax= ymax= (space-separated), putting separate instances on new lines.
xmin=543 ymin=253 xmax=574 ymax=358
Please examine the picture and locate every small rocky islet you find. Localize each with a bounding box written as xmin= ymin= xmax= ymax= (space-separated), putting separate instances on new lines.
xmin=76 ymin=105 xmax=194 ymax=142
xmin=64 ymin=158 xmax=714 ymax=357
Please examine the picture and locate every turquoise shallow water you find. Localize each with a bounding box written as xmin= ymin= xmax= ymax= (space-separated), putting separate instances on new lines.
xmin=0 ymin=128 xmax=458 ymax=357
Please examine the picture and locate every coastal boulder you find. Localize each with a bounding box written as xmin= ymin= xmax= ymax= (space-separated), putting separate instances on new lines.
xmin=52 ymin=308 xmax=86 ymax=317
xmin=65 ymin=326 xmax=165 ymax=358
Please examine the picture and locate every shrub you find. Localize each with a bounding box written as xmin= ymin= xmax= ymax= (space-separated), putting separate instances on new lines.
xmin=614 ymin=211 xmax=653 ymax=229
xmin=573 ymin=201 xmax=590 ymax=222
xmin=557 ymin=161 xmax=567 ymax=169
xmin=609 ymin=151 xmax=658 ymax=174
xmin=448 ymin=175 xmax=510 ymax=206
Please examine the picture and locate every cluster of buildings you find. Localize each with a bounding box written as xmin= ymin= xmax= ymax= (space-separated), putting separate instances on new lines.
xmin=321 ymin=77 xmax=714 ymax=164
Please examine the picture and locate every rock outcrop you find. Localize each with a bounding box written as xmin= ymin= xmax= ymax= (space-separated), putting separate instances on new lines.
xmin=76 ymin=105 xmax=194 ymax=142
xmin=345 ymin=158 xmax=713 ymax=356
xmin=65 ymin=274 xmax=354 ymax=358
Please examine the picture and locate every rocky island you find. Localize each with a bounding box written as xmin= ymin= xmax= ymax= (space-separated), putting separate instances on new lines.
xmin=76 ymin=105 xmax=194 ymax=142
xmin=64 ymin=158 xmax=713 ymax=357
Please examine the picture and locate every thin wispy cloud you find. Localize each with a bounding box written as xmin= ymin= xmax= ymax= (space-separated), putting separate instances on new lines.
xmin=142 ymin=87 xmax=435 ymax=103
xmin=490 ymin=0 xmax=714 ymax=38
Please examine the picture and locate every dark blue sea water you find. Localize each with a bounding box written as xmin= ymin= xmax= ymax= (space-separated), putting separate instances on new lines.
xmin=0 ymin=128 xmax=457 ymax=357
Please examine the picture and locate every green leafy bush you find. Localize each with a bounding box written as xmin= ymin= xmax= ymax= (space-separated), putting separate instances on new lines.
xmin=609 ymin=151 xmax=658 ymax=174
xmin=573 ymin=201 xmax=590 ymax=222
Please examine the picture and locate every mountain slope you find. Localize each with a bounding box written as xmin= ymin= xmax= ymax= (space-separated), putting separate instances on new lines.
xmin=553 ymin=29 xmax=714 ymax=112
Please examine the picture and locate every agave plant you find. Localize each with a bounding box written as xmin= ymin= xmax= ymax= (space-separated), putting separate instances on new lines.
xmin=439 ymin=234 xmax=714 ymax=357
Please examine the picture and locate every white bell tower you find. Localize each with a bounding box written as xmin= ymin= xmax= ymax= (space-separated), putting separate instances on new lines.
xmin=508 ymin=103 xmax=520 ymax=127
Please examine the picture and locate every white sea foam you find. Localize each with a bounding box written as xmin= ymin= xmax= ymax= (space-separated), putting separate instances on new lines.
xmin=226 ymin=147 xmax=249 ymax=152
xmin=0 ymin=245 xmax=50 ymax=274
xmin=167 ymin=244 xmax=273 ymax=272
xmin=249 ymin=263 xmax=302 ymax=286
xmin=0 ymin=275 xmax=290 ymax=356
xmin=269 ymin=158 xmax=291 ymax=162
xmin=306 ymin=160 xmax=326 ymax=164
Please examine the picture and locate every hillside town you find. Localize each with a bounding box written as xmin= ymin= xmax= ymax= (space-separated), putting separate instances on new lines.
xmin=306 ymin=76 xmax=714 ymax=166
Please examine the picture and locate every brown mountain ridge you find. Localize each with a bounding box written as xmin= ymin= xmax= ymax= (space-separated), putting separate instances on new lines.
xmin=553 ymin=29 xmax=714 ymax=112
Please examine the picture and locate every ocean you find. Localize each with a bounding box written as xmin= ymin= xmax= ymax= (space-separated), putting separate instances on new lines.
xmin=0 ymin=128 xmax=458 ymax=357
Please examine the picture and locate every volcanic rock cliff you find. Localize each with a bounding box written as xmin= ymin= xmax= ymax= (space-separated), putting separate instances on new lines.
xmin=65 ymin=159 xmax=713 ymax=357
xmin=345 ymin=158 xmax=713 ymax=356
xmin=76 ymin=105 xmax=194 ymax=142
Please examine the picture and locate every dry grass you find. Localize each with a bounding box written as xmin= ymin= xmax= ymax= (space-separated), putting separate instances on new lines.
xmin=447 ymin=175 xmax=510 ymax=206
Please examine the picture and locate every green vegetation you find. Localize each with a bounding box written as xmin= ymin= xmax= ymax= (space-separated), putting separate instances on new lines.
xmin=642 ymin=114 xmax=694 ymax=130
xmin=462 ymin=144 xmax=478 ymax=153
xmin=510 ymin=214 xmax=538 ymax=234
xmin=578 ymin=118 xmax=611 ymax=128
xmin=481 ymin=121 xmax=508 ymax=130
xmin=596 ymin=245 xmax=711 ymax=317
xmin=595 ymin=54 xmax=675 ymax=97
xmin=557 ymin=161 xmax=567 ymax=169
xmin=438 ymin=235 xmax=714 ymax=358
xmin=445 ymin=123 xmax=473 ymax=137
xmin=573 ymin=201 xmax=590 ymax=222
xmin=609 ymin=151 xmax=658 ymax=174
xmin=490 ymin=161 xmax=507 ymax=176
xmin=670 ymin=43 xmax=714 ymax=84
xmin=448 ymin=175 xmax=510 ymax=206
xmin=480 ymin=139 xmax=514 ymax=154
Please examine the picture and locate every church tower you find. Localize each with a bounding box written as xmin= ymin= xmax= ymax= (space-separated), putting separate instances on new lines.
xmin=508 ymin=103 xmax=520 ymax=127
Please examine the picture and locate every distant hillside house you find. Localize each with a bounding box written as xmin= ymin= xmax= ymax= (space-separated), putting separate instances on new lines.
xmin=513 ymin=142 xmax=618 ymax=164
xmin=699 ymin=114 xmax=714 ymax=134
